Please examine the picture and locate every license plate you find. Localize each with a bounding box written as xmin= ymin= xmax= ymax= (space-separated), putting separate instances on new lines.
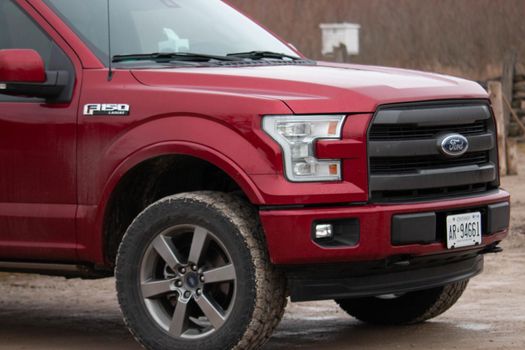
xmin=446 ymin=212 xmax=482 ymax=249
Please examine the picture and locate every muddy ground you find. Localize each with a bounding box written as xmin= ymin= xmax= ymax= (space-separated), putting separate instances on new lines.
xmin=1 ymin=165 xmax=524 ymax=350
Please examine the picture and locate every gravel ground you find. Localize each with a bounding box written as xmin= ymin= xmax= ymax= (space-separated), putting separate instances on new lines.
xmin=0 ymin=166 xmax=524 ymax=350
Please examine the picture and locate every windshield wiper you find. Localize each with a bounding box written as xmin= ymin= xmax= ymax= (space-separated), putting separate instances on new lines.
xmin=112 ymin=52 xmax=242 ymax=63
xmin=226 ymin=51 xmax=301 ymax=61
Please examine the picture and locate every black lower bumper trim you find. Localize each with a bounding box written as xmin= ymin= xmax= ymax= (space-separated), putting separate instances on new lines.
xmin=487 ymin=202 xmax=510 ymax=234
xmin=288 ymin=255 xmax=483 ymax=302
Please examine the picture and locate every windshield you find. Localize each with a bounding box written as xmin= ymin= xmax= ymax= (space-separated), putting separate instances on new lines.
xmin=44 ymin=0 xmax=301 ymax=66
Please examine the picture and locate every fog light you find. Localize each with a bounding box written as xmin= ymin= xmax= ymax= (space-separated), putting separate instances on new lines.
xmin=315 ymin=224 xmax=333 ymax=239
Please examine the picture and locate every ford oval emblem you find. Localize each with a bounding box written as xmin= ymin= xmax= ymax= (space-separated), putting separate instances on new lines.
xmin=439 ymin=134 xmax=469 ymax=157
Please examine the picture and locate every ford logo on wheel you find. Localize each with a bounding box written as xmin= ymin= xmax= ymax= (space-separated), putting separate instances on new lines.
xmin=438 ymin=134 xmax=469 ymax=157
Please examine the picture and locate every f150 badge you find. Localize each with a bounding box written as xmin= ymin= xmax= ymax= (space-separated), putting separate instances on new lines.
xmin=84 ymin=104 xmax=130 ymax=116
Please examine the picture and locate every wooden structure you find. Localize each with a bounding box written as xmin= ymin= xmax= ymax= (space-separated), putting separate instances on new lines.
xmin=489 ymin=80 xmax=521 ymax=177
xmin=488 ymin=81 xmax=508 ymax=176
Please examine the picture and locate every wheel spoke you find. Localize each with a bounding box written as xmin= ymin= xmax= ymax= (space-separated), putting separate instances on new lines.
xmin=152 ymin=234 xmax=182 ymax=269
xmin=140 ymin=280 xmax=172 ymax=299
xmin=195 ymin=294 xmax=226 ymax=330
xmin=169 ymin=300 xmax=189 ymax=337
xmin=141 ymin=279 xmax=174 ymax=299
xmin=203 ymin=264 xmax=236 ymax=284
xmin=188 ymin=227 xmax=208 ymax=265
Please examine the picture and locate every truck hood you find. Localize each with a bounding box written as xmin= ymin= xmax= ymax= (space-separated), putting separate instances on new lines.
xmin=131 ymin=61 xmax=488 ymax=114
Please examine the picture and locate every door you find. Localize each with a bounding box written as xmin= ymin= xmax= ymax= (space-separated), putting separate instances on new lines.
xmin=0 ymin=0 xmax=79 ymax=261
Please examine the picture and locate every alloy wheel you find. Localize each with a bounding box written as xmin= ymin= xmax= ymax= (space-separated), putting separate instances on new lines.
xmin=139 ymin=224 xmax=237 ymax=339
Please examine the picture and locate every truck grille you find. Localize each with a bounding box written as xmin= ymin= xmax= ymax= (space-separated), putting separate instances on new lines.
xmin=368 ymin=101 xmax=499 ymax=202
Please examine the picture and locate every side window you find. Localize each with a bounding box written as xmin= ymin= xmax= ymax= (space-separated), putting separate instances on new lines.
xmin=0 ymin=0 xmax=73 ymax=102
xmin=44 ymin=0 xmax=109 ymax=65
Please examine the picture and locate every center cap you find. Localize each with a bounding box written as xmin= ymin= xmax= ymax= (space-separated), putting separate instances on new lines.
xmin=185 ymin=272 xmax=199 ymax=289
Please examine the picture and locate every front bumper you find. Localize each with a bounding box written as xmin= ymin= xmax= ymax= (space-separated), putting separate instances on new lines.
xmin=259 ymin=190 xmax=510 ymax=265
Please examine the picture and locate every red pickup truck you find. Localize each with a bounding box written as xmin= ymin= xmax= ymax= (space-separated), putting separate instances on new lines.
xmin=0 ymin=1 xmax=510 ymax=349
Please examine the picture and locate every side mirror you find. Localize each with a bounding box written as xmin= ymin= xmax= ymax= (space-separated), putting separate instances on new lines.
xmin=0 ymin=49 xmax=69 ymax=100
xmin=0 ymin=49 xmax=46 ymax=83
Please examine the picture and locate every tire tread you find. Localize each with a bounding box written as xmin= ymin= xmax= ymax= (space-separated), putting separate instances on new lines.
xmin=336 ymin=280 xmax=469 ymax=325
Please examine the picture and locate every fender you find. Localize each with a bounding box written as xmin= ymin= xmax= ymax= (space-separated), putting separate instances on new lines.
xmin=77 ymin=114 xmax=280 ymax=204
xmin=77 ymin=139 xmax=269 ymax=264
xmin=74 ymin=69 xmax=292 ymax=264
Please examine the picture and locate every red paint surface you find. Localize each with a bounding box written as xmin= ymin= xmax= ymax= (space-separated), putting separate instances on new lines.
xmin=0 ymin=0 xmax=509 ymax=267
xmin=0 ymin=49 xmax=46 ymax=83
xmin=0 ymin=0 xmax=83 ymax=261
xmin=260 ymin=191 xmax=510 ymax=265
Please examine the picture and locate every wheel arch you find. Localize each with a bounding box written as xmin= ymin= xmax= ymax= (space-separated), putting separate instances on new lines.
xmin=94 ymin=142 xmax=265 ymax=266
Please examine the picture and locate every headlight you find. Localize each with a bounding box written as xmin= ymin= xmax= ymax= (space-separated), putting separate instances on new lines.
xmin=262 ymin=115 xmax=346 ymax=182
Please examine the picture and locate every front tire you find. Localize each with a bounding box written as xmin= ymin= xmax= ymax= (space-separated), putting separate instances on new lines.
xmin=116 ymin=192 xmax=286 ymax=350
xmin=335 ymin=280 xmax=469 ymax=325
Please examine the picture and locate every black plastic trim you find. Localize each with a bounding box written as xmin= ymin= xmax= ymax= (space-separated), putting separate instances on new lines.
xmin=367 ymin=100 xmax=500 ymax=202
xmin=373 ymin=104 xmax=490 ymax=126
xmin=369 ymin=133 xmax=494 ymax=158
xmin=0 ymin=261 xmax=112 ymax=279
xmin=367 ymin=100 xmax=500 ymax=203
xmin=370 ymin=163 xmax=496 ymax=191
xmin=392 ymin=212 xmax=437 ymax=245
xmin=1 ymin=71 xmax=70 ymax=102
xmin=287 ymin=254 xmax=483 ymax=302
xmin=487 ymin=202 xmax=511 ymax=234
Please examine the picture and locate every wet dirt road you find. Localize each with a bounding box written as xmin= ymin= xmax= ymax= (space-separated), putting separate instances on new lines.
xmin=0 ymin=176 xmax=524 ymax=349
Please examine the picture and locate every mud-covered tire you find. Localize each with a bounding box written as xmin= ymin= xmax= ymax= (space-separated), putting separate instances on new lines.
xmin=116 ymin=192 xmax=287 ymax=350
xmin=335 ymin=280 xmax=469 ymax=325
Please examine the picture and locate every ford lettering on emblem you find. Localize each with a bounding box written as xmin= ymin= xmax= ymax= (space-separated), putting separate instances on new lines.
xmin=439 ymin=134 xmax=469 ymax=157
